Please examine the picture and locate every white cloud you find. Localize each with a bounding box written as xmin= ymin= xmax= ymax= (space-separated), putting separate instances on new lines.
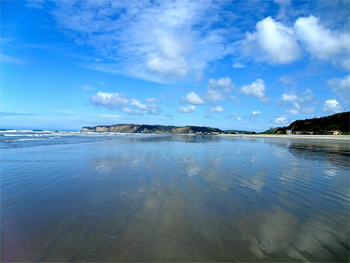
xmin=121 ymin=107 xmax=142 ymax=116
xmin=241 ymin=15 xmax=350 ymax=71
xmin=242 ymin=16 xmax=301 ymax=64
xmin=208 ymin=77 xmax=234 ymax=92
xmin=90 ymin=92 xmax=129 ymax=110
xmin=130 ymin=99 xmax=148 ymax=111
xmin=327 ymin=75 xmax=350 ymax=105
xmin=241 ymin=78 xmax=269 ymax=102
xmin=273 ymin=116 xmax=289 ymax=125
xmin=294 ymin=16 xmax=350 ymax=71
xmin=278 ymin=76 xmax=296 ymax=85
xmin=252 ymin=110 xmax=260 ymax=115
xmin=177 ymin=105 xmax=195 ymax=113
xmin=99 ymin=113 xmax=121 ymax=119
xmin=146 ymin=51 xmax=189 ymax=79
xmin=279 ymin=89 xmax=315 ymax=114
xmin=90 ymin=91 xmax=161 ymax=115
xmin=182 ymin=92 xmax=205 ymax=105
xmin=51 ymin=1 xmax=230 ymax=83
xmin=206 ymin=77 xmax=235 ymax=101
xmin=207 ymin=106 xmax=226 ymax=114
xmin=322 ymin=99 xmax=343 ymax=113
xmin=236 ymin=117 xmax=243 ymax=121
xmin=280 ymin=93 xmax=298 ymax=102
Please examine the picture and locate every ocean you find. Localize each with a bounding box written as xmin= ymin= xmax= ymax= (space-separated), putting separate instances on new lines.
xmin=1 ymin=130 xmax=349 ymax=262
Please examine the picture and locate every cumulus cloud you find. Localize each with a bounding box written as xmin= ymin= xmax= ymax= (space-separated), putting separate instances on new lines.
xmin=241 ymin=78 xmax=269 ymax=102
xmin=177 ymin=105 xmax=195 ymax=113
xmin=182 ymin=92 xmax=205 ymax=105
xmin=279 ymin=89 xmax=315 ymax=115
xmin=327 ymin=75 xmax=350 ymax=105
xmin=207 ymin=106 xmax=226 ymax=114
xmin=90 ymin=92 xmax=129 ymax=110
xmin=252 ymin=110 xmax=260 ymax=115
xmin=322 ymin=99 xmax=343 ymax=113
xmin=280 ymin=93 xmax=298 ymax=102
xmin=90 ymin=91 xmax=161 ymax=115
xmin=242 ymin=16 xmax=301 ymax=64
xmin=294 ymin=16 xmax=350 ymax=71
xmin=206 ymin=77 xmax=235 ymax=101
xmin=273 ymin=116 xmax=289 ymax=125
xmin=241 ymin=15 xmax=350 ymax=71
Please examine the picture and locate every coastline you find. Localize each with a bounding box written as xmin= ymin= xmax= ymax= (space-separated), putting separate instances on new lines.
xmin=219 ymin=134 xmax=350 ymax=141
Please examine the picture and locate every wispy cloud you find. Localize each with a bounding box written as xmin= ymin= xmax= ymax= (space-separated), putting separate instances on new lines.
xmin=26 ymin=0 xmax=45 ymax=9
xmin=273 ymin=0 xmax=292 ymax=21
xmin=82 ymin=84 xmax=94 ymax=91
xmin=0 ymin=111 xmax=34 ymax=117
xmin=51 ymin=0 xmax=232 ymax=83
xmin=0 ymin=53 xmax=26 ymax=65
xmin=327 ymin=75 xmax=350 ymax=105
xmin=278 ymin=76 xmax=296 ymax=85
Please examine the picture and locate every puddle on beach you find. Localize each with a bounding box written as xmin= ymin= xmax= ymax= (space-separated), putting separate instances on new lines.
xmin=1 ymin=135 xmax=349 ymax=262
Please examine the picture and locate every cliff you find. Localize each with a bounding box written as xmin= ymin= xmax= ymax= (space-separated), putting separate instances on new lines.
xmin=274 ymin=111 xmax=350 ymax=134
xmin=81 ymin=124 xmax=223 ymax=134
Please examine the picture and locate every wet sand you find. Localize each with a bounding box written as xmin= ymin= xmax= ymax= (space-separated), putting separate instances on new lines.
xmin=220 ymin=134 xmax=350 ymax=140
xmin=1 ymin=134 xmax=349 ymax=262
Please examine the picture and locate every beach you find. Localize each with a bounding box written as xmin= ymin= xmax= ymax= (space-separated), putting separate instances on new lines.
xmin=220 ymin=133 xmax=350 ymax=141
xmin=1 ymin=132 xmax=349 ymax=262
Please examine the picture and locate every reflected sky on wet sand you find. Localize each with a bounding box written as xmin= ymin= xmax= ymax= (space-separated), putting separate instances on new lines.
xmin=1 ymin=135 xmax=349 ymax=262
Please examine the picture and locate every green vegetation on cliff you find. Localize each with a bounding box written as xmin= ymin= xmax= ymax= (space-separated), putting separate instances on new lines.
xmin=274 ymin=112 xmax=350 ymax=135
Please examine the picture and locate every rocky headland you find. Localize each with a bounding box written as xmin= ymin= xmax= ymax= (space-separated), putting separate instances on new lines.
xmin=81 ymin=124 xmax=223 ymax=134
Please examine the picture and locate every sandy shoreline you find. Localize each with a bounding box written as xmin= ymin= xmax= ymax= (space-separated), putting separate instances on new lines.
xmin=219 ymin=134 xmax=350 ymax=141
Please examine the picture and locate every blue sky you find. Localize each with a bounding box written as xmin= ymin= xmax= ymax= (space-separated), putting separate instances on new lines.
xmin=1 ymin=0 xmax=349 ymax=131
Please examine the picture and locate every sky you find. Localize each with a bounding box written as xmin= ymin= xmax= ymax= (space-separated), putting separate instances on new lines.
xmin=1 ymin=0 xmax=349 ymax=131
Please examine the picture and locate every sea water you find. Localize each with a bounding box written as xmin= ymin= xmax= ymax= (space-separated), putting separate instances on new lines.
xmin=1 ymin=131 xmax=349 ymax=262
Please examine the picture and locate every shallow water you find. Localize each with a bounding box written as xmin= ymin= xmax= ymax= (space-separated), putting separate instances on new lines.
xmin=1 ymin=134 xmax=349 ymax=262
